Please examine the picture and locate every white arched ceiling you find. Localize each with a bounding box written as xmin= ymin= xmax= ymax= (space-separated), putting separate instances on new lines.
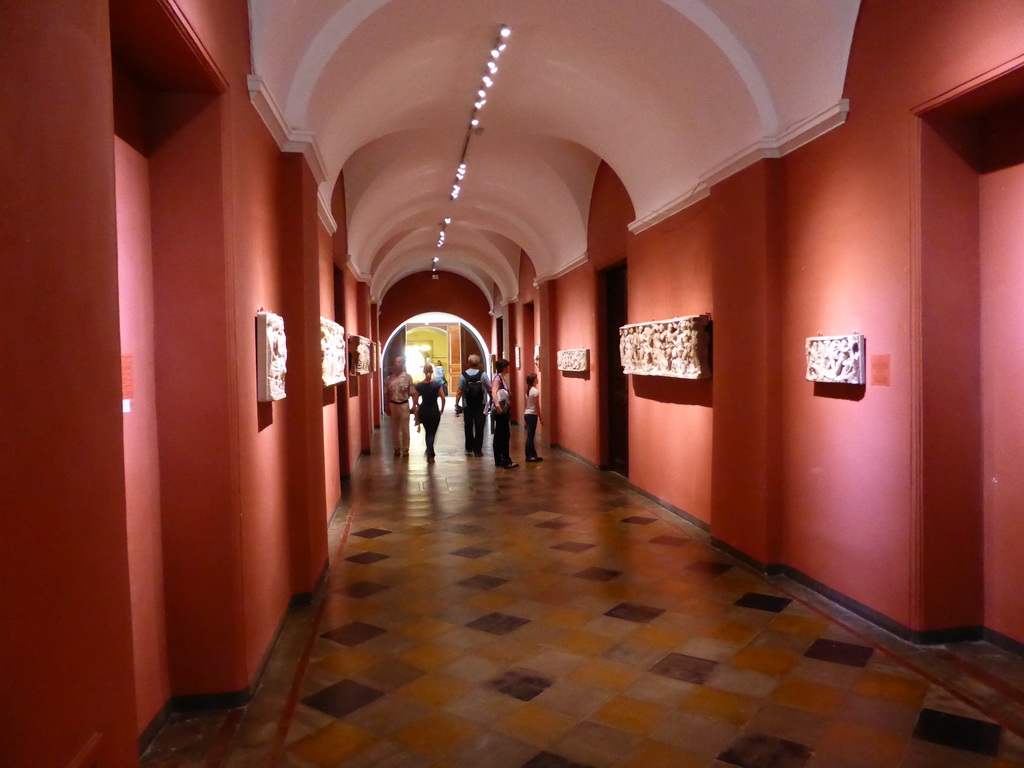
xmin=249 ymin=0 xmax=860 ymax=286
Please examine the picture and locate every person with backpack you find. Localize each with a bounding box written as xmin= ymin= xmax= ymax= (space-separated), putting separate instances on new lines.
xmin=454 ymin=353 xmax=490 ymax=457
xmin=491 ymin=358 xmax=518 ymax=469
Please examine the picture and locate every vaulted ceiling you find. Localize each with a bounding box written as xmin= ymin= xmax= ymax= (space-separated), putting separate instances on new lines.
xmin=248 ymin=0 xmax=861 ymax=307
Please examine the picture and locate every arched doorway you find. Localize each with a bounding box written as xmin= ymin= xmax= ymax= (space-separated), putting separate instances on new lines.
xmin=380 ymin=312 xmax=492 ymax=404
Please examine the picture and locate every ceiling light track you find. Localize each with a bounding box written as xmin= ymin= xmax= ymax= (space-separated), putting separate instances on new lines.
xmin=433 ymin=24 xmax=511 ymax=272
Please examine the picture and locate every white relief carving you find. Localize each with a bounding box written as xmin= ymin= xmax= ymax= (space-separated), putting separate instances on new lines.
xmin=257 ymin=311 xmax=288 ymax=401
xmin=515 ymin=346 xmax=521 ymax=368
xmin=349 ymin=334 xmax=372 ymax=376
xmin=320 ymin=317 xmax=346 ymax=387
xmin=534 ymin=344 xmax=541 ymax=369
xmin=619 ymin=314 xmax=711 ymax=379
xmin=805 ymin=334 xmax=865 ymax=385
xmin=557 ymin=348 xmax=590 ymax=372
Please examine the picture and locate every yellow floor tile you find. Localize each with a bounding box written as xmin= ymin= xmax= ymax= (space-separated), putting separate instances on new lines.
xmin=770 ymin=614 xmax=831 ymax=636
xmin=393 ymin=714 xmax=480 ymax=757
xmin=466 ymin=592 xmax=518 ymax=612
xmin=398 ymin=641 xmax=464 ymax=671
xmin=628 ymin=624 xmax=690 ymax=651
xmin=539 ymin=607 xmax=593 ymax=629
xmin=592 ymin=695 xmax=668 ymax=735
xmin=494 ymin=702 xmax=577 ymax=746
xmin=819 ymin=719 xmax=906 ymax=763
xmin=730 ymin=646 xmax=801 ymax=676
xmin=568 ymin=659 xmax=643 ymax=692
xmin=617 ymin=740 xmax=706 ymax=768
xmin=702 ymin=620 xmax=760 ymax=644
xmin=680 ymin=687 xmax=760 ymax=725
xmin=287 ymin=721 xmax=376 ymax=767
xmin=314 ymin=647 xmax=379 ymax=677
xmin=771 ymin=676 xmax=846 ymax=716
xmin=559 ymin=629 xmax=618 ymax=656
xmin=396 ymin=674 xmax=472 ymax=707
xmin=854 ymin=669 xmax=929 ymax=706
xmin=398 ymin=618 xmax=457 ymax=640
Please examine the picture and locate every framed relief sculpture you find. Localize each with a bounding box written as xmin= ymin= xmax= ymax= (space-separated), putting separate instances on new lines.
xmin=805 ymin=334 xmax=865 ymax=385
xmin=619 ymin=314 xmax=711 ymax=379
xmin=349 ymin=334 xmax=372 ymax=376
xmin=256 ymin=310 xmax=288 ymax=401
xmin=320 ymin=317 xmax=346 ymax=387
xmin=515 ymin=346 xmax=521 ymax=368
xmin=557 ymin=348 xmax=589 ymax=372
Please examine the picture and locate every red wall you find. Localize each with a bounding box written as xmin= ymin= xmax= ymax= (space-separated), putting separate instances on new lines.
xmin=1 ymin=3 xmax=139 ymax=765
xmin=116 ymin=137 xmax=172 ymax=734
xmin=378 ymin=271 xmax=493 ymax=349
xmin=321 ymin=224 xmax=342 ymax=517
xmin=981 ymin=162 xmax=1024 ymax=642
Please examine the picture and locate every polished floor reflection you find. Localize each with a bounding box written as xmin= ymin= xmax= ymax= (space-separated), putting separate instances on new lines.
xmin=144 ymin=411 xmax=1024 ymax=767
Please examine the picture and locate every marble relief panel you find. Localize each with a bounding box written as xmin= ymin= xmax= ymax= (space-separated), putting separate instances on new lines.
xmin=557 ymin=348 xmax=590 ymax=372
xmin=619 ymin=314 xmax=711 ymax=379
xmin=320 ymin=317 xmax=346 ymax=387
xmin=349 ymin=334 xmax=372 ymax=376
xmin=257 ymin=311 xmax=288 ymax=401
xmin=805 ymin=334 xmax=865 ymax=384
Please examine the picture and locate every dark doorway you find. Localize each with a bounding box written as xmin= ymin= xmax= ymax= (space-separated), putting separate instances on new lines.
xmin=602 ymin=262 xmax=629 ymax=476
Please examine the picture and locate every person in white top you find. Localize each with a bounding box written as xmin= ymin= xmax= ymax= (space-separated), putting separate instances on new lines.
xmin=524 ymin=372 xmax=543 ymax=463
xmin=384 ymin=356 xmax=416 ymax=456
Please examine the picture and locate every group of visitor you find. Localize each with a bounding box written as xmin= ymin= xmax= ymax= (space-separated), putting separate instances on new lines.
xmin=384 ymin=353 xmax=543 ymax=467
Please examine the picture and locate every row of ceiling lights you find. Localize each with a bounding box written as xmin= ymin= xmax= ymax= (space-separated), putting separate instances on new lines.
xmin=433 ymin=24 xmax=511 ymax=273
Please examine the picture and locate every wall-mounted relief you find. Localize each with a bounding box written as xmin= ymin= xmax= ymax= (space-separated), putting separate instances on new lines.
xmin=515 ymin=346 xmax=521 ymax=368
xmin=372 ymin=341 xmax=380 ymax=372
xmin=320 ymin=317 xmax=346 ymax=387
xmin=534 ymin=344 xmax=541 ymax=369
xmin=257 ymin=311 xmax=288 ymax=401
xmin=349 ymin=334 xmax=372 ymax=376
xmin=619 ymin=314 xmax=711 ymax=379
xmin=557 ymin=348 xmax=590 ymax=372
xmin=805 ymin=334 xmax=865 ymax=385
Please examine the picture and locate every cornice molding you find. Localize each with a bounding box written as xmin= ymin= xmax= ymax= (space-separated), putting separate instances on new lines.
xmin=247 ymin=75 xmax=335 ymax=232
xmin=629 ymin=99 xmax=849 ymax=234
xmin=346 ymin=254 xmax=371 ymax=283
xmin=317 ymin=189 xmax=337 ymax=235
xmin=534 ymin=251 xmax=590 ymax=284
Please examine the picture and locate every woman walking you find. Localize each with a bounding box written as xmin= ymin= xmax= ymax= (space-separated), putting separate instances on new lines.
xmin=414 ymin=363 xmax=446 ymax=463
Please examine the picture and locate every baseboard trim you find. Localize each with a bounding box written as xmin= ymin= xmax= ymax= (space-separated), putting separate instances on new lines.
xmin=144 ymin=558 xmax=331 ymax=736
xmin=137 ymin=700 xmax=172 ymax=754
xmin=551 ymin=443 xmax=600 ymax=470
xmin=627 ymin=485 xmax=711 ymax=532
xmin=985 ymin=627 xmax=1024 ymax=657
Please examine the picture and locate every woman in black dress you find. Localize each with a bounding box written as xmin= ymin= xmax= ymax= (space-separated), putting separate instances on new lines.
xmin=414 ymin=363 xmax=446 ymax=463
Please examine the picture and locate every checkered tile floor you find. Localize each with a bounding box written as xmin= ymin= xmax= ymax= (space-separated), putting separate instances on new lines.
xmin=261 ymin=413 xmax=1024 ymax=768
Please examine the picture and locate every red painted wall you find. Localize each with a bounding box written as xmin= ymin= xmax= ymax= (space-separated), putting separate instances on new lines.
xmin=627 ymin=208 xmax=714 ymax=524
xmin=981 ymin=162 xmax=1024 ymax=642
xmin=1 ymin=3 xmax=139 ymax=765
xmin=321 ymin=224 xmax=342 ymax=518
xmin=551 ymin=267 xmax=601 ymax=464
xmin=378 ymin=271 xmax=493 ymax=349
xmin=116 ymin=137 xmax=172 ymax=734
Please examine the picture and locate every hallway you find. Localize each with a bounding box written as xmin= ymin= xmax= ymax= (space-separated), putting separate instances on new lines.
xmin=139 ymin=414 xmax=1024 ymax=767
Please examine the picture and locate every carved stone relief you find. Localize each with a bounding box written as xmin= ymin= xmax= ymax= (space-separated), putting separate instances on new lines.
xmin=256 ymin=311 xmax=287 ymax=401
xmin=515 ymin=346 xmax=521 ymax=368
xmin=534 ymin=344 xmax=541 ymax=369
xmin=557 ymin=348 xmax=590 ymax=372
xmin=320 ymin=317 xmax=346 ymax=387
xmin=805 ymin=334 xmax=865 ymax=385
xmin=349 ymin=334 xmax=372 ymax=376
xmin=619 ymin=314 xmax=711 ymax=379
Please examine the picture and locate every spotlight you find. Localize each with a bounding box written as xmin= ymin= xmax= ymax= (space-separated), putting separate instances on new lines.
xmin=471 ymin=119 xmax=479 ymax=126
xmin=444 ymin=217 xmax=452 ymax=224
xmin=500 ymin=25 xmax=511 ymax=38
xmin=432 ymin=256 xmax=440 ymax=263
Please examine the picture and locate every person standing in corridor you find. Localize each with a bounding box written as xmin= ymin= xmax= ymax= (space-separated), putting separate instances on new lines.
xmin=491 ymin=358 xmax=518 ymax=469
xmin=414 ymin=362 xmax=445 ymax=463
xmin=455 ymin=354 xmax=490 ymax=457
xmin=524 ymin=372 xmax=543 ymax=463
xmin=385 ymin=356 xmax=416 ymax=457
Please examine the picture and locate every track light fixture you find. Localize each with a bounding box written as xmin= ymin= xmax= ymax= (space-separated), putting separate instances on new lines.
xmin=434 ymin=24 xmax=511 ymax=271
